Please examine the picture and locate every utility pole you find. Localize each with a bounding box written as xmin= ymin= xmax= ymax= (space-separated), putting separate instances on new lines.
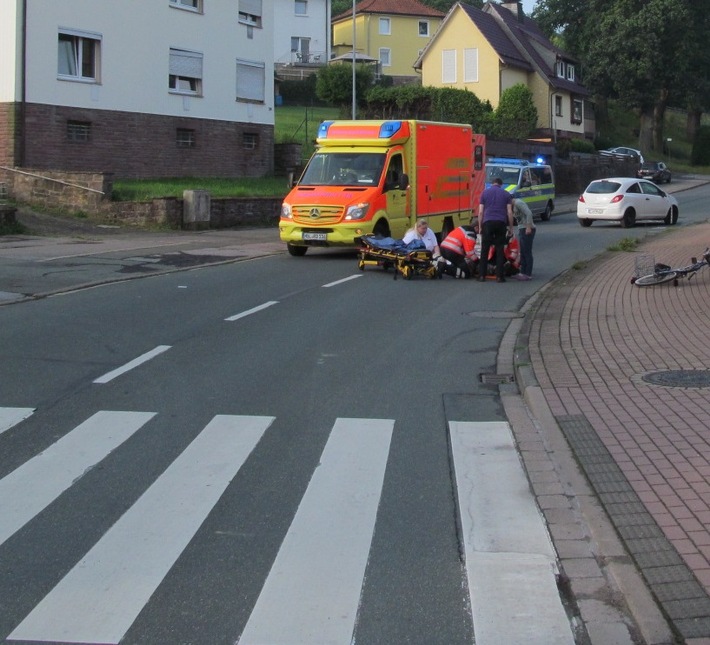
xmin=352 ymin=0 xmax=356 ymax=119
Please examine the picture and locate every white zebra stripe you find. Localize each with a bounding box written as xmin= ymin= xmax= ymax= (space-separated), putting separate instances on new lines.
xmin=449 ymin=421 xmax=573 ymax=645
xmin=0 ymin=410 xmax=155 ymax=548
xmin=237 ymin=417 xmax=394 ymax=645
xmin=0 ymin=406 xmax=34 ymax=436
xmin=9 ymin=414 xmax=274 ymax=645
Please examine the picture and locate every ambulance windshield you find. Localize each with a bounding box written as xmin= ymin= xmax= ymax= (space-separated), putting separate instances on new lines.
xmin=300 ymin=152 xmax=386 ymax=187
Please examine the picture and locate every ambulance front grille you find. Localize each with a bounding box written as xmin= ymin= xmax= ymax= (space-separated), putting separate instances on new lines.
xmin=292 ymin=205 xmax=344 ymax=225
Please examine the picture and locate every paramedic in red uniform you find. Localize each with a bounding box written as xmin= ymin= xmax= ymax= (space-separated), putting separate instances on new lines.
xmin=477 ymin=177 xmax=514 ymax=282
xmin=440 ymin=225 xmax=477 ymax=278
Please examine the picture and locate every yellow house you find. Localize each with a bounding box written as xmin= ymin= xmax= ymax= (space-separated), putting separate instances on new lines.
xmin=332 ymin=0 xmax=444 ymax=84
xmin=416 ymin=1 xmax=594 ymax=140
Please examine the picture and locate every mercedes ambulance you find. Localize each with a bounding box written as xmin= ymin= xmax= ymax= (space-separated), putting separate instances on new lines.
xmin=279 ymin=120 xmax=486 ymax=256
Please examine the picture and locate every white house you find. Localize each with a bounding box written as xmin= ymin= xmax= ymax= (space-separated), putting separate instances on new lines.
xmin=273 ymin=0 xmax=330 ymax=67
xmin=0 ymin=0 xmax=275 ymax=179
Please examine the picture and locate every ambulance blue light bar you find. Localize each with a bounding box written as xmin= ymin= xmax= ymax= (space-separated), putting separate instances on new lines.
xmin=488 ymin=158 xmax=529 ymax=166
xmin=317 ymin=121 xmax=335 ymax=138
xmin=378 ymin=121 xmax=403 ymax=138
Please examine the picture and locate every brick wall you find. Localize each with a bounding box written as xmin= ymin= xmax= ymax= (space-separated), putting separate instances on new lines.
xmin=4 ymin=103 xmax=274 ymax=179
xmin=0 ymin=103 xmax=20 ymax=168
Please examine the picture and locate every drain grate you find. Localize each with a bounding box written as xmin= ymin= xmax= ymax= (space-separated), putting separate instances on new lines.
xmin=641 ymin=370 xmax=710 ymax=389
xmin=479 ymin=373 xmax=515 ymax=384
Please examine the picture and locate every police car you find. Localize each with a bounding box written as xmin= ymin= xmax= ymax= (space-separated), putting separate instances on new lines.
xmin=485 ymin=158 xmax=555 ymax=221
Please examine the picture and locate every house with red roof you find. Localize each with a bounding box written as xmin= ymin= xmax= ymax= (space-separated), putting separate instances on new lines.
xmin=332 ymin=0 xmax=445 ymax=84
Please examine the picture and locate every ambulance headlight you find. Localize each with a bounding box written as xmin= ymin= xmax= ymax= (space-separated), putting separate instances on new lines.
xmin=344 ymin=203 xmax=369 ymax=220
xmin=281 ymin=203 xmax=292 ymax=219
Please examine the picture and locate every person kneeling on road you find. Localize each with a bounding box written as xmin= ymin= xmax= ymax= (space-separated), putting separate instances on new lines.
xmin=440 ymin=224 xmax=477 ymax=278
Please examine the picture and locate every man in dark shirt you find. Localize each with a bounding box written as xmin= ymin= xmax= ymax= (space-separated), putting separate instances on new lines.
xmin=477 ymin=177 xmax=514 ymax=282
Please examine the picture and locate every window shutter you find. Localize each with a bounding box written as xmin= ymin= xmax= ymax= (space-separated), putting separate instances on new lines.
xmin=239 ymin=0 xmax=262 ymax=16
xmin=237 ymin=60 xmax=265 ymax=101
xmin=170 ymin=49 xmax=203 ymax=79
xmin=463 ymin=48 xmax=478 ymax=82
xmin=442 ymin=49 xmax=456 ymax=84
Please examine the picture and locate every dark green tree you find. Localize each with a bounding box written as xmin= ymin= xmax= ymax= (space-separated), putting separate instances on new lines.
xmin=315 ymin=63 xmax=374 ymax=113
xmin=494 ymin=83 xmax=538 ymax=138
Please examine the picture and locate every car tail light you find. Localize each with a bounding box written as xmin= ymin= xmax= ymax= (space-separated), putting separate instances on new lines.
xmin=578 ymin=195 xmax=586 ymax=203
xmin=611 ymin=195 xmax=624 ymax=203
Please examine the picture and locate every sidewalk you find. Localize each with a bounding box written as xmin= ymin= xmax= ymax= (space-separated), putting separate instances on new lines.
xmin=505 ymin=219 xmax=710 ymax=644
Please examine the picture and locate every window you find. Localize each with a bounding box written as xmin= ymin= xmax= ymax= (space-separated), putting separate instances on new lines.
xmin=236 ymin=59 xmax=265 ymax=102
xmin=463 ymin=48 xmax=478 ymax=82
xmin=243 ymin=132 xmax=259 ymax=150
xmin=169 ymin=0 xmax=202 ymax=11
xmin=169 ymin=48 xmax=203 ymax=95
xmin=442 ymin=49 xmax=456 ymax=84
xmin=291 ymin=37 xmax=311 ymax=62
xmin=379 ymin=48 xmax=391 ymax=68
xmin=418 ymin=21 xmax=429 ymax=37
xmin=295 ymin=0 xmax=307 ymax=15
xmin=67 ymin=120 xmax=91 ymax=142
xmin=571 ymin=98 xmax=583 ymax=124
xmin=239 ymin=0 xmax=262 ymax=27
xmin=176 ymin=128 xmax=196 ymax=148
xmin=556 ymin=60 xmax=564 ymax=78
xmin=566 ymin=64 xmax=575 ymax=81
xmin=58 ymin=30 xmax=101 ymax=81
xmin=555 ymin=95 xmax=562 ymax=117
xmin=379 ymin=17 xmax=391 ymax=35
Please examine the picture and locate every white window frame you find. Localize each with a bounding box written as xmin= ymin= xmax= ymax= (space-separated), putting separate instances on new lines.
xmin=295 ymin=0 xmax=307 ymax=15
xmin=571 ymin=97 xmax=583 ymax=124
xmin=555 ymin=95 xmax=563 ymax=117
xmin=236 ymin=59 xmax=265 ymax=103
xmin=379 ymin=48 xmax=391 ymax=68
xmin=169 ymin=48 xmax=203 ymax=96
xmin=556 ymin=60 xmax=564 ymax=78
xmin=239 ymin=0 xmax=262 ymax=27
xmin=169 ymin=0 xmax=202 ymax=12
xmin=463 ymin=48 xmax=478 ymax=82
xmin=379 ymin=17 xmax=391 ymax=35
xmin=418 ymin=21 xmax=429 ymax=37
xmin=566 ymin=64 xmax=575 ymax=81
xmin=442 ymin=49 xmax=456 ymax=84
xmin=58 ymin=28 xmax=101 ymax=82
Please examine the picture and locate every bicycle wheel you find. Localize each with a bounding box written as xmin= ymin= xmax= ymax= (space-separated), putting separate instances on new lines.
xmin=634 ymin=271 xmax=678 ymax=286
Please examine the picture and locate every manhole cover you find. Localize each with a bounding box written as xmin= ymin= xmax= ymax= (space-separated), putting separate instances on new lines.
xmin=641 ymin=370 xmax=710 ymax=388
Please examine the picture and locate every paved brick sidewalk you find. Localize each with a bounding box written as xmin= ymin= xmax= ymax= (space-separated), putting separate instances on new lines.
xmin=523 ymin=223 xmax=710 ymax=643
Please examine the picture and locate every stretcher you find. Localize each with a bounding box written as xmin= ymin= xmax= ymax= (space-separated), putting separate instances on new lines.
xmin=356 ymin=235 xmax=442 ymax=280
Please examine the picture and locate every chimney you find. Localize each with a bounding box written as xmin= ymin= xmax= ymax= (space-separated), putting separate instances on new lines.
xmin=501 ymin=1 xmax=524 ymax=21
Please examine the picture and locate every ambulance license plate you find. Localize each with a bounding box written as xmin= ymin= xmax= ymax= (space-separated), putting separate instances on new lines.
xmin=303 ymin=232 xmax=327 ymax=241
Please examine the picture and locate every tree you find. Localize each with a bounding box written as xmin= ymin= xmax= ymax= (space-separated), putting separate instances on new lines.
xmin=494 ymin=84 xmax=538 ymax=139
xmin=315 ymin=64 xmax=374 ymax=113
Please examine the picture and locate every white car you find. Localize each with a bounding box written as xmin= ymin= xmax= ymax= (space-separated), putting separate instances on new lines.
xmin=577 ymin=177 xmax=679 ymax=228
xmin=599 ymin=146 xmax=644 ymax=164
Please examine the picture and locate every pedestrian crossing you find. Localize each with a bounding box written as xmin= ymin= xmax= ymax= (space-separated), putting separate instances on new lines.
xmin=0 ymin=407 xmax=573 ymax=645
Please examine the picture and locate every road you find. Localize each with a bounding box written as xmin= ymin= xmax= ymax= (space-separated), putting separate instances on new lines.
xmin=0 ymin=182 xmax=708 ymax=644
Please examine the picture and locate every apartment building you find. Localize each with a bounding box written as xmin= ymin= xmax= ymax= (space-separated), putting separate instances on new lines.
xmin=0 ymin=0 xmax=275 ymax=179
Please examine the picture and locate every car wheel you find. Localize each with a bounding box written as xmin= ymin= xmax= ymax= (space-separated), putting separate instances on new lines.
xmin=579 ymin=218 xmax=593 ymax=227
xmin=664 ymin=209 xmax=672 ymax=225
xmin=621 ymin=209 xmax=636 ymax=228
xmin=540 ymin=203 xmax=552 ymax=222
xmin=287 ymin=243 xmax=308 ymax=256
xmin=671 ymin=208 xmax=678 ymax=225
xmin=666 ymin=175 xmax=671 ymax=184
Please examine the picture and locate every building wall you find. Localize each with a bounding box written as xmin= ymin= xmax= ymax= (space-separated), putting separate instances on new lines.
xmin=273 ymin=0 xmax=330 ymax=65
xmin=420 ymin=8 xmax=501 ymax=105
xmin=1 ymin=0 xmax=275 ymax=177
xmin=0 ymin=0 xmax=20 ymax=102
xmin=333 ymin=11 xmax=441 ymax=80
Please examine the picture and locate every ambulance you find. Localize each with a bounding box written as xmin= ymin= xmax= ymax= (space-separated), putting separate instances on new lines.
xmin=279 ymin=120 xmax=486 ymax=256
xmin=484 ymin=158 xmax=555 ymax=221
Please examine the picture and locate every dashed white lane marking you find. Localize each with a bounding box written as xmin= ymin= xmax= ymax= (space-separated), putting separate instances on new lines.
xmin=225 ymin=300 xmax=279 ymax=321
xmin=93 ymin=345 xmax=171 ymax=384
xmin=322 ymin=274 xmax=362 ymax=288
xmin=9 ymin=414 xmax=274 ymax=645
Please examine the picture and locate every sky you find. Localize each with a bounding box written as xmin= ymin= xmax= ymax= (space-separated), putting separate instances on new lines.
xmin=521 ymin=0 xmax=537 ymax=15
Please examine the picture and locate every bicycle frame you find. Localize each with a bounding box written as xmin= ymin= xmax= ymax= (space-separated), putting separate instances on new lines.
xmin=633 ymin=247 xmax=710 ymax=287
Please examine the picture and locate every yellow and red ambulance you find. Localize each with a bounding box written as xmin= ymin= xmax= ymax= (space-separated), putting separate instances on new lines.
xmin=279 ymin=120 xmax=486 ymax=256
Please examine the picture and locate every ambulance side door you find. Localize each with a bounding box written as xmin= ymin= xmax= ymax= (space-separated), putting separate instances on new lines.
xmin=384 ymin=152 xmax=409 ymax=236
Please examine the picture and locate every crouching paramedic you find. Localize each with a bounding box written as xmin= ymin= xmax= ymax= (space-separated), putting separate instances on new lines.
xmin=439 ymin=224 xmax=477 ymax=278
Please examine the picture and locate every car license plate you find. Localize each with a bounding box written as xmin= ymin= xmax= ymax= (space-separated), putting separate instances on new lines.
xmin=587 ymin=208 xmax=603 ymax=215
xmin=303 ymin=231 xmax=327 ymax=241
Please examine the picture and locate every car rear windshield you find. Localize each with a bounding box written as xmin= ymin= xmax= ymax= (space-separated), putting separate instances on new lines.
xmin=587 ymin=181 xmax=621 ymax=194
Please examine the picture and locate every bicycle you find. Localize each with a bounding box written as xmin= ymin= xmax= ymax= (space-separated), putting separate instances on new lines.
xmin=632 ymin=247 xmax=710 ymax=286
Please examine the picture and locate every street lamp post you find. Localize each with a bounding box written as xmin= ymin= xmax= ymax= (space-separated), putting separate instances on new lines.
xmin=352 ymin=0 xmax=356 ymax=119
